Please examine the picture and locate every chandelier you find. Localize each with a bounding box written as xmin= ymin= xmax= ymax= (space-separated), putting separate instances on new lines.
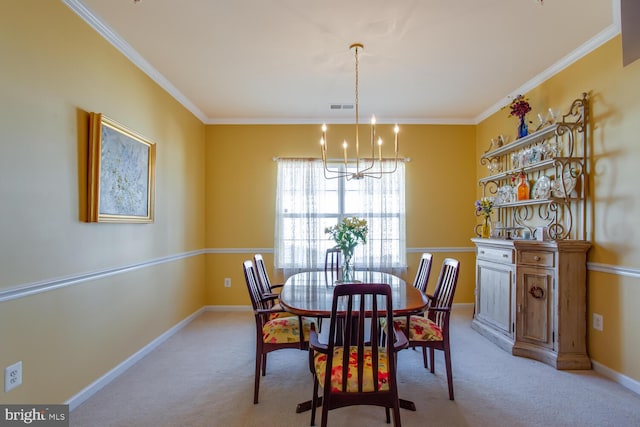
xmin=320 ymin=43 xmax=399 ymax=180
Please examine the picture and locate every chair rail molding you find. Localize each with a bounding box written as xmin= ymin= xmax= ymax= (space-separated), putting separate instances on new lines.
xmin=587 ymin=262 xmax=640 ymax=279
xmin=0 ymin=250 xmax=204 ymax=303
xmin=2 ymin=253 xmax=637 ymax=303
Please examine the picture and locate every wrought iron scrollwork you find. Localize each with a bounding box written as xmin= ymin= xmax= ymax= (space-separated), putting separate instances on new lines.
xmin=476 ymin=93 xmax=589 ymax=241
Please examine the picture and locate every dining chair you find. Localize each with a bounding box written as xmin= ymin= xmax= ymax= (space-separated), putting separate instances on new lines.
xmin=242 ymin=260 xmax=310 ymax=404
xmin=381 ymin=253 xmax=433 ymax=343
xmin=412 ymin=253 xmax=433 ymax=293
xmin=253 ymin=254 xmax=291 ymax=319
xmin=254 ymin=254 xmax=283 ymax=297
xmin=396 ymin=258 xmax=460 ymax=400
xmin=308 ymin=283 xmax=409 ymax=427
xmin=324 ymin=246 xmax=341 ymax=282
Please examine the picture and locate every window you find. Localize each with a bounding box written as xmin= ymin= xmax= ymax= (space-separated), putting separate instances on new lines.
xmin=274 ymin=158 xmax=406 ymax=276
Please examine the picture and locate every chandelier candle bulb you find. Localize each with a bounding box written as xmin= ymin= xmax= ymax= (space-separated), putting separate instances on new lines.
xmin=321 ymin=124 xmax=327 ymax=146
xmin=371 ymin=116 xmax=376 ymax=158
xmin=321 ymin=124 xmax=327 ymax=158
xmin=343 ymin=141 xmax=348 ymax=164
xmin=394 ymin=124 xmax=399 ymax=151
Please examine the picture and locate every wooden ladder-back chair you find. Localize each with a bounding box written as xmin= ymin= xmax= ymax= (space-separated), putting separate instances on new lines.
xmin=397 ymin=258 xmax=460 ymax=400
xmin=412 ymin=253 xmax=433 ymax=293
xmin=324 ymin=246 xmax=341 ymax=283
xmin=242 ymin=260 xmax=309 ymax=404
xmin=308 ymin=283 xmax=409 ymax=427
xmin=382 ymin=253 xmax=433 ymax=342
xmin=254 ymin=254 xmax=286 ymax=313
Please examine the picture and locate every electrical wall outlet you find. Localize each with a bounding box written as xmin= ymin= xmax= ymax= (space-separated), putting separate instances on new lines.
xmin=593 ymin=313 xmax=604 ymax=331
xmin=224 ymin=278 xmax=231 ymax=288
xmin=5 ymin=361 xmax=22 ymax=392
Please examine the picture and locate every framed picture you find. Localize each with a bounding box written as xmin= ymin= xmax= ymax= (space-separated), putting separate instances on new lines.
xmin=88 ymin=113 xmax=156 ymax=223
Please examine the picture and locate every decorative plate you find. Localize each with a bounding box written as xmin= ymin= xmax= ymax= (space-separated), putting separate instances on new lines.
xmin=531 ymin=176 xmax=551 ymax=200
xmin=551 ymin=167 xmax=579 ymax=197
xmin=497 ymin=185 xmax=513 ymax=204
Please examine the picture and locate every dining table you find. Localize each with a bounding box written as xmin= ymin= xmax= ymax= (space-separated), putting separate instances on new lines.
xmin=278 ymin=269 xmax=429 ymax=413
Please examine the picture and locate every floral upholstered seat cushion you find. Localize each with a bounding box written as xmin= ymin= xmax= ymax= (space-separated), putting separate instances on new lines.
xmin=392 ymin=316 xmax=443 ymax=342
xmin=262 ymin=316 xmax=312 ymax=344
xmin=314 ymin=346 xmax=390 ymax=392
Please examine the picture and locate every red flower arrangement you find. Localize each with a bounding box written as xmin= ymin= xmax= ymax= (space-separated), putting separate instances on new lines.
xmin=509 ymin=95 xmax=531 ymax=119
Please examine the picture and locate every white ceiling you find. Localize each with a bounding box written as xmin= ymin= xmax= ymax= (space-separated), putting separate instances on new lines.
xmin=67 ymin=0 xmax=618 ymax=124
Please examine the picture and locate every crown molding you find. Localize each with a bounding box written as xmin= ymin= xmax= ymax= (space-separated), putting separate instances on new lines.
xmin=475 ymin=20 xmax=621 ymax=124
xmin=62 ymin=0 xmax=208 ymax=123
xmin=64 ymin=0 xmax=621 ymax=126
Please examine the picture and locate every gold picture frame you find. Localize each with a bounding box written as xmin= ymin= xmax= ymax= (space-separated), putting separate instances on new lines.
xmin=88 ymin=113 xmax=156 ymax=223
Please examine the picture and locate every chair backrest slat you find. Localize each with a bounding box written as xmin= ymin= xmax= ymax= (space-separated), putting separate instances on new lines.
xmin=325 ymin=247 xmax=341 ymax=278
xmin=243 ymin=260 xmax=265 ymax=312
xmin=428 ymin=258 xmax=460 ymax=327
xmin=412 ymin=253 xmax=433 ymax=293
xmin=253 ymin=254 xmax=272 ymax=294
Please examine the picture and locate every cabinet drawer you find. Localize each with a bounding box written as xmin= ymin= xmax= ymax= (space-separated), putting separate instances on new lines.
xmin=477 ymin=247 xmax=513 ymax=263
xmin=519 ymin=251 xmax=555 ymax=267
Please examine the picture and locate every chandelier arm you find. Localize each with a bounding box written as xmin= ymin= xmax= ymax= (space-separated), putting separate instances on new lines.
xmin=357 ymin=125 xmax=377 ymax=174
xmin=324 ymin=168 xmax=349 ymax=179
xmin=380 ymin=159 xmax=399 ymax=175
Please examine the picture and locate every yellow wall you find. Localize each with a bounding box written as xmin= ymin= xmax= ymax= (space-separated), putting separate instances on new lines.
xmin=0 ymin=1 xmax=206 ymax=403
xmin=204 ymin=124 xmax=478 ymax=305
xmin=476 ymin=36 xmax=640 ymax=381
xmin=2 ymin=0 xmax=639 ymax=407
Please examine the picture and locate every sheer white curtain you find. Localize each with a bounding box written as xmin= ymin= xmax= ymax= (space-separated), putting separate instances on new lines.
xmin=274 ymin=158 xmax=407 ymax=278
xmin=274 ymin=159 xmax=333 ymax=277
xmin=354 ymin=163 xmax=407 ymax=277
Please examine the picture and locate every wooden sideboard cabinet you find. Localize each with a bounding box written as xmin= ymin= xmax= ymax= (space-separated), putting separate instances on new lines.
xmin=471 ymin=238 xmax=591 ymax=370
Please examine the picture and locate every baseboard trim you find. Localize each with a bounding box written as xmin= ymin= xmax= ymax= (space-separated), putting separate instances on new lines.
xmin=453 ymin=303 xmax=474 ymax=309
xmin=204 ymin=305 xmax=252 ymax=312
xmin=592 ymin=360 xmax=640 ymax=396
xmin=66 ymin=307 xmax=205 ymax=411
xmin=66 ymin=304 xmax=639 ymax=411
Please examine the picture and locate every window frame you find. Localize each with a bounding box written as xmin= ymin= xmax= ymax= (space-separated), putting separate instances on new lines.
xmin=274 ymin=159 xmax=406 ymax=274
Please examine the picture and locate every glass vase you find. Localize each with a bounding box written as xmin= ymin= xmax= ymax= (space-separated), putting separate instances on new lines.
xmin=518 ymin=116 xmax=529 ymax=139
xmin=341 ymin=252 xmax=355 ymax=282
xmin=481 ymin=217 xmax=491 ymax=239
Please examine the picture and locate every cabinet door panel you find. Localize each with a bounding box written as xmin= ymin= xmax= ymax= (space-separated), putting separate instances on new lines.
xmin=518 ymin=268 xmax=553 ymax=349
xmin=476 ymin=260 xmax=514 ymax=337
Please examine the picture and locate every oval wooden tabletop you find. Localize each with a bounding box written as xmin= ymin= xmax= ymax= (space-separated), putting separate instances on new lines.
xmin=279 ymin=270 xmax=428 ymax=317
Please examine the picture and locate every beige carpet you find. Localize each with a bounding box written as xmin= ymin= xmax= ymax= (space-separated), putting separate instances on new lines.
xmin=70 ymin=306 xmax=640 ymax=427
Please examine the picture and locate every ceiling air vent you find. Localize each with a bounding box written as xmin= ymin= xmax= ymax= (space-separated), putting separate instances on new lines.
xmin=330 ymin=104 xmax=354 ymax=110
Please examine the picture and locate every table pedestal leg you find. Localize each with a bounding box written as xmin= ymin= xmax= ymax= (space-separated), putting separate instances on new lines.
xmin=399 ymin=398 xmax=416 ymax=411
xmin=296 ymin=397 xmax=322 ymax=413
